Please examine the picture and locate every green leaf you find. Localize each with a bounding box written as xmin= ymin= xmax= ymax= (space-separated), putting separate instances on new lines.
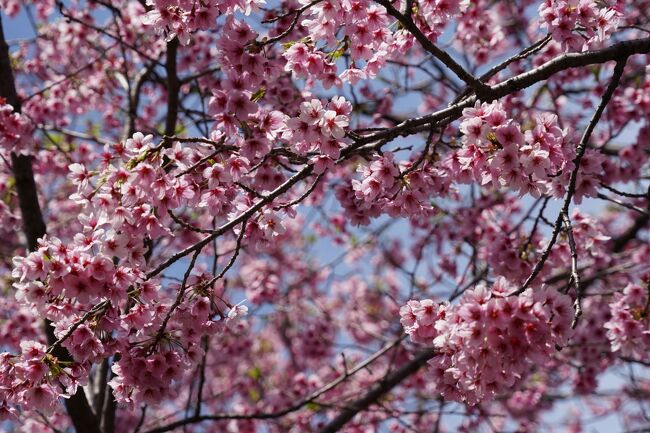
xmin=329 ymin=47 xmax=345 ymax=61
xmin=591 ymin=65 xmax=601 ymax=81
xmin=248 ymin=389 xmax=261 ymax=402
xmin=175 ymin=123 xmax=187 ymax=136
xmin=250 ymin=87 xmax=266 ymax=102
xmin=247 ymin=366 xmax=262 ymax=380
xmin=240 ymin=121 xmax=253 ymax=137
xmin=306 ymin=402 xmax=322 ymax=411
xmin=282 ymin=40 xmax=298 ymax=50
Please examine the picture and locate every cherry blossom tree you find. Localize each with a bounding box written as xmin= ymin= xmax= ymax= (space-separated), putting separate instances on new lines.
xmin=1 ymin=0 xmax=650 ymax=432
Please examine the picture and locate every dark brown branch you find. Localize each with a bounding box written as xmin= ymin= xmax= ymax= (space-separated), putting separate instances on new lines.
xmin=93 ymin=359 xmax=109 ymax=422
xmin=600 ymin=183 xmax=648 ymax=199
xmin=125 ymin=58 xmax=158 ymax=139
xmin=100 ymin=371 xmax=117 ymax=433
xmin=146 ymin=165 xmax=313 ymax=280
xmin=55 ymin=1 xmax=163 ymax=66
xmin=596 ymin=192 xmax=649 ymax=215
xmin=317 ymin=347 xmax=436 ymax=433
xmin=562 ymin=212 xmax=582 ymax=328
xmin=46 ymin=301 xmax=109 ymax=355
xmin=168 ymin=210 xmax=217 ymax=234
xmin=375 ymin=0 xmax=490 ymax=97
xmin=611 ymin=185 xmax=650 ymax=253
xmin=612 ymin=214 xmax=649 ymax=252
xmin=485 ymin=38 xmax=646 ymax=100
xmin=353 ymin=37 xmax=650 ymax=147
xmin=275 ymin=173 xmax=324 ymax=210
xmin=193 ymin=337 xmax=209 ymax=417
xmin=451 ymin=34 xmax=552 ymax=104
xmin=89 ymin=0 xmax=123 ymax=16
xmin=141 ymin=338 xmax=405 ymax=433
xmin=0 ymin=15 xmax=101 ymax=433
xmin=259 ymin=0 xmax=323 ymax=46
xmin=399 ymin=125 xmax=439 ymax=178
xmin=163 ymin=38 xmax=179 ymax=141
xmin=148 ymin=247 xmax=202 ymax=354
xmin=133 ymin=406 xmax=148 ymax=433
xmin=512 ymin=59 xmax=627 ymax=296
xmin=23 ymin=50 xmax=109 ymax=102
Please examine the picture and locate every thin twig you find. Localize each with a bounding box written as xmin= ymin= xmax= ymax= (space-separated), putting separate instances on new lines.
xmin=148 ymin=248 xmax=202 ymax=354
xmin=596 ymin=192 xmax=649 ymax=215
xmin=512 ymin=59 xmax=627 ymax=296
xmin=258 ymin=0 xmax=324 ymax=46
xmin=141 ymin=337 xmax=406 ymax=433
xmin=561 ymin=212 xmax=582 ymax=327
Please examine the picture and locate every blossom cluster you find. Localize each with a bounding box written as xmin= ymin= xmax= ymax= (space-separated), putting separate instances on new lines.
xmin=282 ymin=1 xmax=413 ymax=87
xmin=209 ymin=17 xmax=354 ymax=167
xmin=538 ymin=0 xmax=621 ymax=50
xmin=13 ymin=235 xmax=141 ymax=309
xmin=605 ymin=283 xmax=650 ymax=359
xmin=479 ymin=224 xmax=534 ymax=283
xmin=401 ymin=279 xmax=573 ymax=404
xmin=400 ymin=298 xmax=447 ymax=344
xmin=334 ymin=152 xmax=448 ymax=225
xmin=0 ymin=100 xmax=33 ymax=157
xmin=0 ymin=0 xmax=54 ymax=18
xmin=3 ymin=131 xmax=256 ymax=410
xmin=282 ymin=97 xmax=351 ymax=160
xmin=332 ymin=275 xmax=401 ymax=344
xmin=293 ymin=313 xmax=335 ymax=361
xmin=451 ymin=101 xmax=575 ymax=198
xmin=0 ymin=342 xmax=84 ymax=416
xmin=0 ymin=300 xmax=40 ymax=352
xmin=241 ymin=259 xmax=282 ymax=304
xmin=142 ymin=0 xmax=263 ymax=44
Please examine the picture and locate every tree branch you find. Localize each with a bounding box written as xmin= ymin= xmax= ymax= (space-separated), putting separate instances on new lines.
xmin=0 ymin=15 xmax=101 ymax=433
xmin=146 ymin=165 xmax=313 ymax=280
xmin=163 ymin=37 xmax=179 ymax=141
xmin=353 ymin=37 xmax=650 ymax=147
xmin=141 ymin=337 xmax=406 ymax=433
xmin=317 ymin=347 xmax=436 ymax=433
xmin=375 ymin=0 xmax=491 ymax=97
xmin=512 ymin=59 xmax=627 ymax=296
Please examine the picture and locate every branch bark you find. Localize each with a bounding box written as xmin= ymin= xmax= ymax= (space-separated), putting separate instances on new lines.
xmin=353 ymin=37 xmax=650 ymax=146
xmin=317 ymin=347 xmax=436 ymax=433
xmin=140 ymin=338 xmax=406 ymax=433
xmin=513 ymin=59 xmax=627 ymax=297
xmin=375 ymin=0 xmax=491 ymax=97
xmin=0 ymin=15 xmax=102 ymax=433
xmin=164 ymin=37 xmax=179 ymax=140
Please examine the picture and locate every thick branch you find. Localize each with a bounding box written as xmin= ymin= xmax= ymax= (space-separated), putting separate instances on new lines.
xmin=0 ymin=15 xmax=101 ymax=433
xmin=487 ymin=38 xmax=648 ymax=101
xmin=141 ymin=338 xmax=405 ymax=433
xmin=164 ymin=37 xmax=179 ymax=139
xmin=450 ymin=34 xmax=552 ymax=104
xmin=317 ymin=347 xmax=436 ymax=433
xmin=354 ymin=37 xmax=650 ymax=147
